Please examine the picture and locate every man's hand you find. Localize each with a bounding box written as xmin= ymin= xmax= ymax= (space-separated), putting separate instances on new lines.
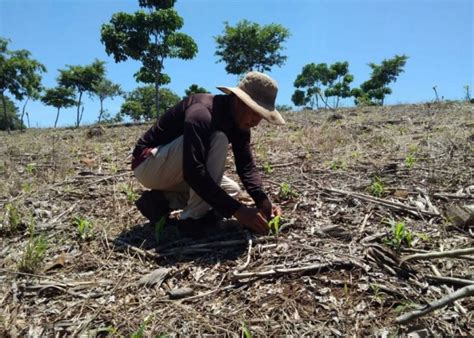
xmin=234 ymin=205 xmax=269 ymax=235
xmin=258 ymin=198 xmax=282 ymax=220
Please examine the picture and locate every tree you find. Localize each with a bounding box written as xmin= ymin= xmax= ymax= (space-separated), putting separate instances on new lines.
xmin=101 ymin=0 xmax=197 ymax=116
xmin=0 ymin=95 xmax=23 ymax=131
xmin=41 ymin=86 xmax=76 ymax=128
xmin=0 ymin=38 xmax=46 ymax=132
xmin=91 ymin=79 xmax=122 ymax=123
xmin=292 ymin=61 xmax=353 ymax=109
xmin=58 ymin=59 xmax=105 ymax=127
xmin=352 ymin=54 xmax=408 ymax=106
xmin=215 ymin=20 xmax=290 ymax=75
xmin=185 ymin=84 xmax=209 ymax=97
xmin=120 ymin=85 xmax=180 ymax=121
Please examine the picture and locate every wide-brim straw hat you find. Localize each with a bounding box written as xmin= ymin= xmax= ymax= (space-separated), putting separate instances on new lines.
xmin=217 ymin=71 xmax=285 ymax=125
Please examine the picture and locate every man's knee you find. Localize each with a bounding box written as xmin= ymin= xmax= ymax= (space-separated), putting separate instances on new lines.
xmin=211 ymin=131 xmax=229 ymax=147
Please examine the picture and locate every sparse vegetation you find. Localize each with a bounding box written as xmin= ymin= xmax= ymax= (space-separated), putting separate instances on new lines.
xmin=278 ymin=182 xmax=297 ymax=200
xmin=18 ymin=234 xmax=48 ymax=272
xmin=73 ymin=216 xmax=94 ymax=240
xmin=384 ymin=219 xmax=413 ymax=251
xmin=368 ymin=176 xmax=385 ymax=197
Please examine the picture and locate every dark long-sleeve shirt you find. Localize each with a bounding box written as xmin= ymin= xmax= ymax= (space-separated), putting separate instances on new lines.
xmin=132 ymin=94 xmax=268 ymax=217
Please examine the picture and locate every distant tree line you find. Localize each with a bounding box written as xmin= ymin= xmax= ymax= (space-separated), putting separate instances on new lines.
xmin=4 ymin=0 xmax=459 ymax=131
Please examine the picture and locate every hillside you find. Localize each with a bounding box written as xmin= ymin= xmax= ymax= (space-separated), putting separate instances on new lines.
xmin=1 ymin=101 xmax=473 ymax=336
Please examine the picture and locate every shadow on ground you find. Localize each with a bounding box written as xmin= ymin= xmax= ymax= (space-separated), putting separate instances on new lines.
xmin=113 ymin=219 xmax=248 ymax=265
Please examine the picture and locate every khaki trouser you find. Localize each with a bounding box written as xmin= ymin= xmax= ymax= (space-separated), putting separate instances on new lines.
xmin=134 ymin=132 xmax=242 ymax=220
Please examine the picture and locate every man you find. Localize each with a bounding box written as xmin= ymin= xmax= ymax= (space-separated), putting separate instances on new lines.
xmin=131 ymin=71 xmax=284 ymax=238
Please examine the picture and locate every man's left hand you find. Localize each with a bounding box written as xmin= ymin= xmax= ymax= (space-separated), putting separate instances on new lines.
xmin=258 ymin=198 xmax=282 ymax=221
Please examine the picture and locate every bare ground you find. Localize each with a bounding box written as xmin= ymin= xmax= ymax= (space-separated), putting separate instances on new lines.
xmin=0 ymin=101 xmax=473 ymax=336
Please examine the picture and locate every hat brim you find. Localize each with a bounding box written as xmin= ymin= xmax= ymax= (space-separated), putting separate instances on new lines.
xmin=217 ymin=86 xmax=285 ymax=125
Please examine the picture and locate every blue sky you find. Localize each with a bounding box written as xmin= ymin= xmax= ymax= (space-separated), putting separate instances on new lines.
xmin=1 ymin=0 xmax=472 ymax=127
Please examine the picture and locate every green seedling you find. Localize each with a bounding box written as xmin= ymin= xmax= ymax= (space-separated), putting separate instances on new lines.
xmin=329 ymin=159 xmax=345 ymax=170
xmin=242 ymin=322 xmax=252 ymax=338
xmin=73 ymin=217 xmax=94 ymax=240
xmin=268 ymin=215 xmax=281 ymax=236
xmin=154 ymin=216 xmax=167 ymax=243
xmin=2 ymin=202 xmax=22 ymax=234
xmin=262 ymin=162 xmax=273 ymax=174
xmin=130 ymin=316 xmax=152 ymax=338
xmin=25 ymin=163 xmax=37 ymax=175
xmin=279 ymin=182 xmax=297 ymax=200
xmin=384 ymin=219 xmax=413 ymax=251
xmin=369 ymin=176 xmax=385 ymax=197
xmin=118 ymin=183 xmax=139 ymax=203
xmin=405 ymin=154 xmax=416 ymax=169
xmin=18 ymin=234 xmax=48 ymax=272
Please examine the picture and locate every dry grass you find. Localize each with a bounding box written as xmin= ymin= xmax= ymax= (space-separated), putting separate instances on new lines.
xmin=1 ymin=101 xmax=473 ymax=336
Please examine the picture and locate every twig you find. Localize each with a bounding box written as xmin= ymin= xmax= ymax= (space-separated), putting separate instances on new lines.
xmin=235 ymin=233 xmax=253 ymax=272
xmin=232 ymin=260 xmax=352 ymax=280
xmin=429 ymin=264 xmax=468 ymax=314
xmin=400 ymin=247 xmax=474 ymax=263
xmin=426 ymin=275 xmax=474 ymax=287
xmin=395 ymin=284 xmax=474 ymax=324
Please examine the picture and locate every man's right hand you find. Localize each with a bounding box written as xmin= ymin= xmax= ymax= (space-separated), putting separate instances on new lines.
xmin=234 ymin=205 xmax=269 ymax=235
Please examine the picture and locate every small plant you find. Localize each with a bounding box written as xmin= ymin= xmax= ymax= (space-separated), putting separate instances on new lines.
xmin=21 ymin=182 xmax=33 ymax=193
xmin=131 ymin=316 xmax=152 ymax=338
xmin=73 ymin=216 xmax=94 ymax=240
xmin=279 ymin=182 xmax=297 ymax=200
xmin=329 ymin=159 xmax=345 ymax=170
xmin=118 ymin=183 xmax=139 ymax=203
xmin=242 ymin=322 xmax=252 ymax=338
xmin=154 ymin=216 xmax=167 ymax=243
xmin=1 ymin=202 xmax=22 ymax=234
xmin=369 ymin=176 xmax=385 ymax=197
xmin=262 ymin=162 xmax=273 ymax=174
xmin=18 ymin=234 xmax=48 ymax=272
xmin=25 ymin=163 xmax=37 ymax=175
xmin=268 ymin=215 xmax=281 ymax=236
xmin=404 ymin=154 xmax=416 ymax=169
xmin=384 ymin=219 xmax=413 ymax=251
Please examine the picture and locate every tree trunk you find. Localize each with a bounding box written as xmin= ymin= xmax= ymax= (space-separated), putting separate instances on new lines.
xmin=26 ymin=112 xmax=30 ymax=128
xmin=54 ymin=107 xmax=60 ymax=128
xmin=1 ymin=92 xmax=10 ymax=134
xmin=20 ymin=97 xmax=29 ymax=131
xmin=98 ymin=98 xmax=104 ymax=123
xmin=76 ymin=91 xmax=83 ymax=128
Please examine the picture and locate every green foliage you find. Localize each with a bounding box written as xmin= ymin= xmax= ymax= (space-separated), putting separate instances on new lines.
xmin=73 ymin=216 xmax=94 ymax=240
xmin=279 ymin=182 xmax=297 ymax=200
xmin=405 ymin=153 xmax=416 ymax=169
xmin=41 ymin=86 xmax=76 ymax=128
xmin=368 ymin=176 xmax=385 ymax=197
xmin=154 ymin=216 xmax=167 ymax=243
xmin=118 ymin=182 xmax=139 ymax=203
xmin=262 ymin=162 xmax=273 ymax=174
xmin=185 ymin=84 xmax=209 ymax=97
xmin=384 ymin=219 xmax=413 ymax=251
xmin=352 ymin=55 xmax=408 ymax=106
xmin=58 ymin=59 xmax=106 ymax=127
xmin=215 ymin=20 xmax=290 ymax=75
xmin=0 ymin=95 xmax=23 ymax=131
xmin=292 ymin=61 xmax=353 ymax=109
xmin=241 ymin=322 xmax=252 ymax=338
xmin=275 ymin=104 xmax=292 ymax=112
xmin=101 ymin=2 xmax=197 ymax=114
xmin=120 ymin=86 xmax=180 ymax=121
xmin=18 ymin=234 xmax=48 ymax=272
xmin=1 ymin=202 xmax=22 ymax=234
xmin=91 ymin=78 xmax=122 ymax=123
xmin=268 ymin=215 xmax=281 ymax=236
xmin=329 ymin=159 xmax=345 ymax=170
xmin=130 ymin=315 xmax=152 ymax=338
xmin=0 ymin=38 xmax=46 ymax=131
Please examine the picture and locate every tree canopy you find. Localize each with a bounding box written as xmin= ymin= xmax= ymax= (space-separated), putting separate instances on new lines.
xmin=185 ymin=84 xmax=209 ymax=97
xmin=58 ymin=59 xmax=105 ymax=127
xmin=215 ymin=20 xmax=290 ymax=75
xmin=0 ymin=95 xmax=23 ymax=131
xmin=41 ymin=86 xmax=76 ymax=128
xmin=120 ymin=85 xmax=180 ymax=121
xmin=292 ymin=61 xmax=353 ymax=109
xmin=0 ymin=38 xmax=46 ymax=131
xmin=91 ymin=79 xmax=122 ymax=123
xmin=101 ymin=0 xmax=197 ymax=115
xmin=352 ymin=54 xmax=409 ymax=106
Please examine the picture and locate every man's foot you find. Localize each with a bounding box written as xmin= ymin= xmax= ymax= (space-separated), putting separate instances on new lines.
xmin=135 ymin=190 xmax=170 ymax=224
xmin=176 ymin=210 xmax=223 ymax=240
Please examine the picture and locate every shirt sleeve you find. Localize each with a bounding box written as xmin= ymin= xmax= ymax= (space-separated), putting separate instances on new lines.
xmin=232 ymin=130 xmax=268 ymax=206
xmin=182 ymin=103 xmax=242 ymax=218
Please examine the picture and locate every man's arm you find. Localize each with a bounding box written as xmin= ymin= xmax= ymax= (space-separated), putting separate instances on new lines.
xmin=182 ymin=104 xmax=242 ymax=218
xmin=232 ymin=131 xmax=269 ymax=206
